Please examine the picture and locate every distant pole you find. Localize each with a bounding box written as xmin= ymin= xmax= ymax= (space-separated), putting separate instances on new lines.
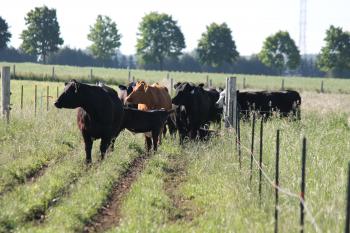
xmin=300 ymin=137 xmax=307 ymax=233
xmin=274 ymin=130 xmax=280 ymax=233
xmin=46 ymin=86 xmax=49 ymax=111
xmin=281 ymin=79 xmax=285 ymax=91
xmin=1 ymin=66 xmax=11 ymax=123
xmin=90 ymin=69 xmax=93 ymax=80
xmin=34 ymin=85 xmax=37 ymax=116
xmin=128 ymin=67 xmax=131 ymax=83
xmin=21 ymin=85 xmax=23 ymax=110
xmin=321 ymin=80 xmax=324 ymax=93
xmin=170 ymin=78 xmax=174 ymax=96
xmin=52 ymin=66 xmax=55 ymax=79
xmin=13 ymin=64 xmax=16 ymax=78
xmin=209 ymin=79 xmax=212 ymax=88
xmin=206 ymin=75 xmax=209 ymax=87
xmin=243 ymin=77 xmax=246 ymax=89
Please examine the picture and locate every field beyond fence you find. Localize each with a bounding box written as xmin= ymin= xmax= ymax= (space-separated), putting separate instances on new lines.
xmin=2 ymin=62 xmax=350 ymax=93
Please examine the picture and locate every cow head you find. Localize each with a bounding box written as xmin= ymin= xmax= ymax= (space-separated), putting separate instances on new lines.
xmin=54 ymin=80 xmax=82 ymax=109
xmin=215 ymin=89 xmax=226 ymax=108
xmin=172 ymin=82 xmax=195 ymax=106
xmin=125 ymin=81 xmax=147 ymax=104
xmin=118 ymin=82 xmax=135 ymax=105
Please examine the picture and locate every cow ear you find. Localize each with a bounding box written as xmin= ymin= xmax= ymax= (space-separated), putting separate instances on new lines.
xmin=119 ymin=85 xmax=127 ymax=90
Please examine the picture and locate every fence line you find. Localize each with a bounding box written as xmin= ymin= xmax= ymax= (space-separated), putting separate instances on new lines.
xmin=236 ymin=127 xmax=321 ymax=233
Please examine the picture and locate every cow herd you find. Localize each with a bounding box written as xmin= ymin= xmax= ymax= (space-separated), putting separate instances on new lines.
xmin=54 ymin=79 xmax=301 ymax=163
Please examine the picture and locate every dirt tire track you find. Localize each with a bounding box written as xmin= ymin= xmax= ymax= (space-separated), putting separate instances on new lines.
xmin=0 ymin=151 xmax=69 ymax=197
xmin=83 ymin=153 xmax=149 ymax=233
xmin=163 ymin=154 xmax=195 ymax=222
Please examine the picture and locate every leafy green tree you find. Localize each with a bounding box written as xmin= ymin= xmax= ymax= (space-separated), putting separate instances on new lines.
xmin=317 ymin=25 xmax=350 ymax=76
xmin=20 ymin=6 xmax=63 ymax=63
xmin=258 ymin=31 xmax=300 ymax=74
xmin=197 ymin=23 xmax=239 ymax=67
xmin=0 ymin=16 xmax=11 ymax=49
xmin=136 ymin=12 xmax=185 ymax=70
xmin=87 ymin=15 xmax=121 ymax=63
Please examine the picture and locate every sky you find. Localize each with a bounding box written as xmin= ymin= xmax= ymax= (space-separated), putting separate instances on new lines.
xmin=1 ymin=0 xmax=350 ymax=56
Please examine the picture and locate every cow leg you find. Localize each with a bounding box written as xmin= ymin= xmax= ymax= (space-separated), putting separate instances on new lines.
xmin=152 ymin=131 xmax=160 ymax=151
xmin=100 ymin=137 xmax=111 ymax=160
xmin=145 ymin=136 xmax=152 ymax=152
xmin=83 ymin=134 xmax=93 ymax=164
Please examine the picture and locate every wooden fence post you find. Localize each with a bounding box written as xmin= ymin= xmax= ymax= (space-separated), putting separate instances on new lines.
xmin=52 ymin=66 xmax=55 ymax=79
xmin=345 ymin=161 xmax=350 ymax=233
xmin=321 ymin=80 xmax=324 ymax=93
xmin=90 ymin=69 xmax=93 ymax=80
xmin=225 ymin=77 xmax=237 ymax=128
xmin=209 ymin=79 xmax=212 ymax=88
xmin=274 ymin=130 xmax=280 ymax=233
xmin=243 ymin=77 xmax=246 ymax=89
xmin=281 ymin=79 xmax=285 ymax=91
xmin=128 ymin=68 xmax=131 ymax=83
xmin=206 ymin=75 xmax=209 ymax=87
xmin=237 ymin=109 xmax=241 ymax=169
xmin=1 ymin=66 xmax=11 ymax=123
xmin=259 ymin=118 xmax=264 ymax=202
xmin=300 ymin=137 xmax=307 ymax=233
xmin=250 ymin=113 xmax=256 ymax=183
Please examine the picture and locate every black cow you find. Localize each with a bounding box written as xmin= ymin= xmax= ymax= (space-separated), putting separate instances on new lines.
xmin=120 ymin=107 xmax=173 ymax=151
xmin=172 ymin=82 xmax=221 ymax=141
xmin=54 ymin=80 xmax=124 ymax=163
xmin=216 ymin=89 xmax=301 ymax=120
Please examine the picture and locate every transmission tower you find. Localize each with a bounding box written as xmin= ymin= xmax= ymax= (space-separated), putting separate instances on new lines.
xmin=299 ymin=0 xmax=307 ymax=56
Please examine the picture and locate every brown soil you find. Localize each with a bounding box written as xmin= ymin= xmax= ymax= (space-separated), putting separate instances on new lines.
xmin=83 ymin=154 xmax=148 ymax=233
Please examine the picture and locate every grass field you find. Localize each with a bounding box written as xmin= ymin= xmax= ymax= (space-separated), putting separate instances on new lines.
xmin=2 ymin=62 xmax=350 ymax=93
xmin=0 ymin=77 xmax=349 ymax=232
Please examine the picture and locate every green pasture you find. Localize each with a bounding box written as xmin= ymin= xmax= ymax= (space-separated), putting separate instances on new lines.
xmin=0 ymin=79 xmax=349 ymax=232
xmin=2 ymin=62 xmax=350 ymax=93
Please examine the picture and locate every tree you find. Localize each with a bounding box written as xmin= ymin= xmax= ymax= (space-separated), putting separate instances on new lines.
xmin=197 ymin=23 xmax=239 ymax=67
xmin=87 ymin=15 xmax=121 ymax=64
xmin=0 ymin=16 xmax=11 ymax=49
xmin=20 ymin=6 xmax=63 ymax=63
xmin=136 ymin=12 xmax=185 ymax=70
xmin=258 ymin=31 xmax=300 ymax=74
xmin=317 ymin=25 xmax=350 ymax=77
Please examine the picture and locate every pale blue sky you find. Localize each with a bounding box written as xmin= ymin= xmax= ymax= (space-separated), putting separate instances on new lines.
xmin=2 ymin=0 xmax=349 ymax=56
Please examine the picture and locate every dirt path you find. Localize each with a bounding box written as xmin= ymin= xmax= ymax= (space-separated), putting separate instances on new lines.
xmin=163 ymin=154 xmax=195 ymax=222
xmin=83 ymin=154 xmax=148 ymax=233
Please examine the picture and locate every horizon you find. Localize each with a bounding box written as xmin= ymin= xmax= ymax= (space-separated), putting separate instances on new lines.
xmin=2 ymin=0 xmax=350 ymax=56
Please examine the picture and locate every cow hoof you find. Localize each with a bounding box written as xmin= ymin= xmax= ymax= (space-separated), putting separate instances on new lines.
xmin=85 ymin=159 xmax=92 ymax=164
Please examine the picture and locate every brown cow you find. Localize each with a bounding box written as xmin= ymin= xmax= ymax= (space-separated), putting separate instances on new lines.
xmin=125 ymin=81 xmax=175 ymax=150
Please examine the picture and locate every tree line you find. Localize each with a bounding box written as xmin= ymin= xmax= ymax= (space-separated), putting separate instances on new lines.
xmin=0 ymin=6 xmax=349 ymax=77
